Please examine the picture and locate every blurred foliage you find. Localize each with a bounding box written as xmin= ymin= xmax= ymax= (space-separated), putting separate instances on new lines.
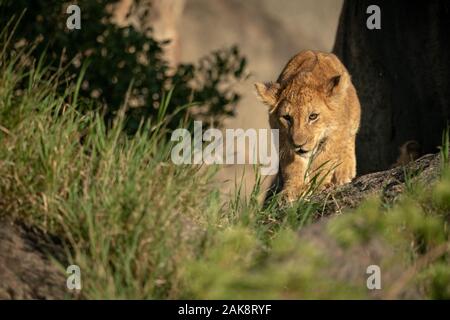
xmin=0 ymin=0 xmax=247 ymax=132
xmin=184 ymin=177 xmax=449 ymax=299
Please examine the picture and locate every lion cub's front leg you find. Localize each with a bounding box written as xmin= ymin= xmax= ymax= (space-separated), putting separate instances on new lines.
xmin=283 ymin=179 xmax=307 ymax=203
xmin=281 ymin=156 xmax=309 ymax=202
xmin=331 ymin=144 xmax=356 ymax=186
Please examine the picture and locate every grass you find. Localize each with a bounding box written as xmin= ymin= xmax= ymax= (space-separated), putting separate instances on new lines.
xmin=0 ymin=33 xmax=449 ymax=299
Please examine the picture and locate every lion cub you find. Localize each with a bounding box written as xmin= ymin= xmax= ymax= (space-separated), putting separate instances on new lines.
xmin=255 ymin=50 xmax=361 ymax=202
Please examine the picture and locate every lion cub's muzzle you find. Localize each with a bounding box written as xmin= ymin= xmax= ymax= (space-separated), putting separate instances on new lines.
xmin=292 ymin=141 xmax=311 ymax=157
xmin=292 ymin=137 xmax=328 ymax=158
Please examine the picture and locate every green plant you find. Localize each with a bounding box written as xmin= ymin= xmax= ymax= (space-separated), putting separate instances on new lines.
xmin=440 ymin=125 xmax=450 ymax=171
xmin=0 ymin=40 xmax=220 ymax=298
xmin=0 ymin=1 xmax=247 ymax=133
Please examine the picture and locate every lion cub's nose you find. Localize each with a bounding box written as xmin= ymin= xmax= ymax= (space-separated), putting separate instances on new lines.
xmin=293 ymin=142 xmax=309 ymax=155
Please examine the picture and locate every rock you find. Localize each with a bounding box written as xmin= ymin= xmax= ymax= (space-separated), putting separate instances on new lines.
xmin=0 ymin=220 xmax=68 ymax=299
xmin=312 ymin=153 xmax=441 ymax=219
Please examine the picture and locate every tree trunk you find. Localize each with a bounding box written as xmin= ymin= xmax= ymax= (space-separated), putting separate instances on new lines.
xmin=114 ymin=0 xmax=185 ymax=67
xmin=333 ymin=0 xmax=450 ymax=174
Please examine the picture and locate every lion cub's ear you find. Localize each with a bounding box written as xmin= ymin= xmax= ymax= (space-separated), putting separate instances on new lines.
xmin=326 ymin=74 xmax=348 ymax=97
xmin=255 ymin=82 xmax=280 ymax=109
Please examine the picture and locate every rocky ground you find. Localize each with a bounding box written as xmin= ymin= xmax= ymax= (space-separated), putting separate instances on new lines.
xmin=0 ymin=221 xmax=68 ymax=299
xmin=312 ymin=153 xmax=440 ymax=219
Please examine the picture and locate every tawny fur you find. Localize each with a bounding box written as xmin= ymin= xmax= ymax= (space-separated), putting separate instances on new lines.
xmin=255 ymin=50 xmax=361 ymax=202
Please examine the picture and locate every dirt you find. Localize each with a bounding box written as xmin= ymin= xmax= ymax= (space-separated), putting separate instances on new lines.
xmin=0 ymin=219 xmax=68 ymax=299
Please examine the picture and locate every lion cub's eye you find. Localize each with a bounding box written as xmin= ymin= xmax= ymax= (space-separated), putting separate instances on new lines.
xmin=281 ymin=114 xmax=292 ymax=125
xmin=309 ymin=113 xmax=319 ymax=121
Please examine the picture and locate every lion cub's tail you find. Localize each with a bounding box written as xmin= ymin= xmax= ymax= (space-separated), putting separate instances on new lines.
xmin=391 ymin=140 xmax=421 ymax=168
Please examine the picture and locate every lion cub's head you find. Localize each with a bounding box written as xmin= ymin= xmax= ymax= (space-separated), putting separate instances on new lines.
xmin=255 ymin=50 xmax=352 ymax=158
